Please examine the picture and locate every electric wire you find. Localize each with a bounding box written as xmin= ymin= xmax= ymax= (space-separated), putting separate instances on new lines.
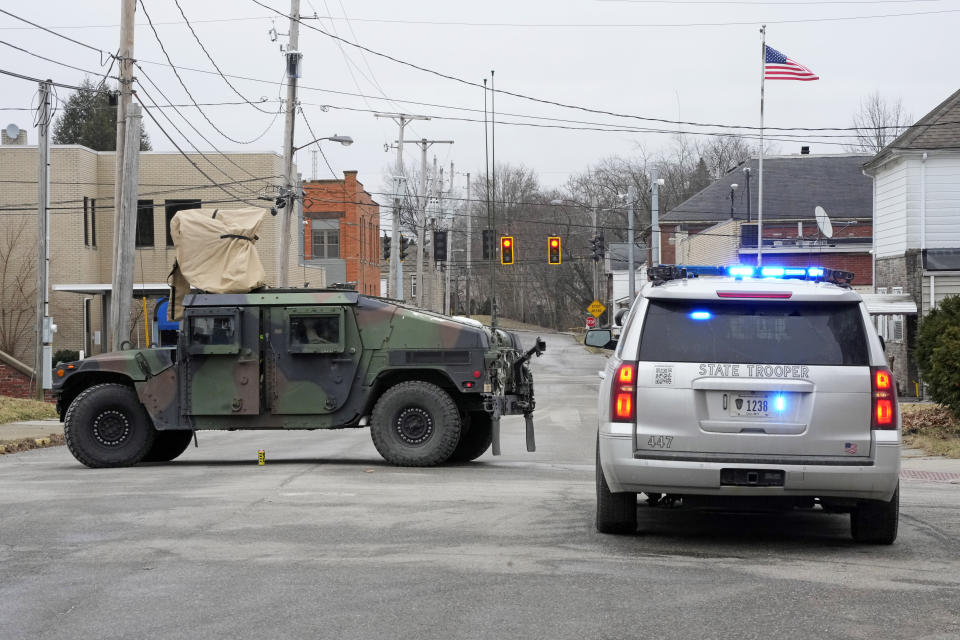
xmin=298 ymin=105 xmax=339 ymax=179
xmin=0 ymin=8 xmax=107 ymax=57
xmin=138 ymin=0 xmax=278 ymax=145
xmin=171 ymin=0 xmax=275 ymax=115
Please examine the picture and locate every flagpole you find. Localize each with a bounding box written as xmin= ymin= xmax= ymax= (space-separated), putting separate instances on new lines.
xmin=758 ymin=24 xmax=766 ymax=267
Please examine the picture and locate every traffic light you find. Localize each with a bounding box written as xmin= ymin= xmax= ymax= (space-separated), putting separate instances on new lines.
xmin=547 ymin=236 xmax=561 ymax=265
xmin=400 ymin=234 xmax=413 ymax=261
xmin=381 ymin=234 xmax=391 ymax=261
xmin=591 ymin=234 xmax=605 ymax=262
xmin=482 ymin=229 xmax=494 ymax=260
xmin=433 ymin=230 xmax=448 ymax=262
xmin=500 ymin=236 xmax=514 ymax=265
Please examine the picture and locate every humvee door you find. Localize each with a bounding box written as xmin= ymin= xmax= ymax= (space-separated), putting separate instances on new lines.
xmin=181 ymin=306 xmax=260 ymax=415
xmin=266 ymin=305 xmax=361 ymax=415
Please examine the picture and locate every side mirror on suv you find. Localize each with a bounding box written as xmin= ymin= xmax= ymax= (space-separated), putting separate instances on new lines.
xmin=615 ymin=308 xmax=630 ymax=326
xmin=585 ymin=328 xmax=617 ymax=350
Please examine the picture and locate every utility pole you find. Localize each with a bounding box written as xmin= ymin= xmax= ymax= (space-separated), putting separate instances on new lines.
xmin=109 ymin=104 xmax=142 ymax=351
xmin=651 ymin=174 xmax=662 ymax=266
xmin=464 ymin=172 xmax=471 ymax=315
xmin=278 ymin=0 xmax=301 ymax=287
xmin=34 ymin=80 xmax=51 ymax=399
xmin=627 ymin=185 xmax=636 ymax=301
xmin=374 ymin=113 xmax=429 ymax=299
xmin=592 ymin=196 xmax=599 ymax=302
xmin=111 ymin=0 xmax=135 ymax=351
xmin=406 ymin=138 xmax=452 ymax=308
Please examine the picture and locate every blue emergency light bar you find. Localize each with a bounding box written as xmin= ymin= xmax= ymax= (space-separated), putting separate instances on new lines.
xmin=648 ymin=264 xmax=854 ymax=286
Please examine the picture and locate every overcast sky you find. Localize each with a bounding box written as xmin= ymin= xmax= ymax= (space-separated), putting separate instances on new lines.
xmin=1 ymin=0 xmax=957 ymax=206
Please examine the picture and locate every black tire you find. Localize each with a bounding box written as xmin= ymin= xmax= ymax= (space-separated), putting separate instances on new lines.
xmin=595 ymin=438 xmax=637 ymax=534
xmin=63 ymin=383 xmax=156 ymax=468
xmin=851 ymin=483 xmax=899 ymax=545
xmin=370 ymin=381 xmax=462 ymax=466
xmin=142 ymin=430 xmax=194 ymax=463
xmin=449 ymin=412 xmax=493 ymax=462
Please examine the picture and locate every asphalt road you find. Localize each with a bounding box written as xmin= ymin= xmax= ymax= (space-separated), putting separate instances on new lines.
xmin=2 ymin=331 xmax=959 ymax=639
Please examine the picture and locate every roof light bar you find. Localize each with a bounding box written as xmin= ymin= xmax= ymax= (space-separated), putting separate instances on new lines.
xmin=646 ymin=264 xmax=854 ymax=286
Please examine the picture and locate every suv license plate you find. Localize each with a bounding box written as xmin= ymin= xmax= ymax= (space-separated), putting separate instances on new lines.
xmin=731 ymin=393 xmax=771 ymax=417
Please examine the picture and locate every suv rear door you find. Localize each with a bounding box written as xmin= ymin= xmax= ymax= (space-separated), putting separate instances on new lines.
xmin=631 ymin=298 xmax=872 ymax=459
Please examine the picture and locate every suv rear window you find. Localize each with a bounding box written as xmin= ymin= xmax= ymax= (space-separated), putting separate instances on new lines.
xmin=638 ymin=300 xmax=869 ymax=366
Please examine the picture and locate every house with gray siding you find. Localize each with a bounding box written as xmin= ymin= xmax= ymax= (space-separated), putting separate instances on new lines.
xmin=863 ymin=87 xmax=960 ymax=395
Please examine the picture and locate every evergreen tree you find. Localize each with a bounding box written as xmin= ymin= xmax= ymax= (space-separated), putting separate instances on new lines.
xmin=52 ymin=77 xmax=151 ymax=151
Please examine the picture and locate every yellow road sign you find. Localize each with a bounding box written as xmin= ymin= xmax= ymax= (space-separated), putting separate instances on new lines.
xmin=587 ymin=300 xmax=606 ymax=318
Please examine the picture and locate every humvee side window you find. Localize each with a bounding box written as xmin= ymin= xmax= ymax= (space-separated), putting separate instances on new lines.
xmin=285 ymin=307 xmax=345 ymax=354
xmin=186 ymin=312 xmax=241 ymax=355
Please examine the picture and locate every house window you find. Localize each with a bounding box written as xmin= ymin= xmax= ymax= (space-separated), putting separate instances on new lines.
xmin=892 ymin=287 xmax=904 ymax=295
xmin=308 ymin=218 xmax=340 ymax=259
xmin=83 ymin=197 xmax=89 ymax=246
xmin=136 ymin=200 xmax=154 ymax=247
xmin=311 ymin=229 xmax=340 ymax=259
xmin=411 ymin=274 xmax=417 ymax=299
xmin=165 ymin=199 xmax=201 ymax=246
xmin=84 ymin=198 xmax=97 ymax=247
xmin=891 ymin=315 xmax=904 ymax=343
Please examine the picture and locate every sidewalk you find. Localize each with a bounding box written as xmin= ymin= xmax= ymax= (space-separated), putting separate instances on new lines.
xmin=0 ymin=418 xmax=63 ymax=441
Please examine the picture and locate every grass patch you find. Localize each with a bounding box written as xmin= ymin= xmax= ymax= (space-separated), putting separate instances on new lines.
xmin=0 ymin=433 xmax=64 ymax=455
xmin=901 ymin=403 xmax=960 ymax=458
xmin=0 ymin=396 xmax=57 ymax=425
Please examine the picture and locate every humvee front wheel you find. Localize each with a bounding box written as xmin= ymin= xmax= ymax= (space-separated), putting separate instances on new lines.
xmin=449 ymin=412 xmax=493 ymax=462
xmin=64 ymin=383 xmax=156 ymax=468
xmin=370 ymin=381 xmax=461 ymax=466
xmin=142 ymin=430 xmax=194 ymax=463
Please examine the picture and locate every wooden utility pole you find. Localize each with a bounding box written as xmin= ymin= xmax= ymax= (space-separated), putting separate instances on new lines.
xmin=464 ymin=172 xmax=471 ymax=316
xmin=34 ymin=80 xmax=51 ymax=399
xmin=111 ymin=0 xmax=136 ymax=350
xmin=407 ymin=138 xmax=452 ymax=308
xmin=278 ymin=0 xmax=301 ymax=287
xmin=109 ymin=104 xmax=142 ymax=351
xmin=373 ymin=113 xmax=429 ymax=299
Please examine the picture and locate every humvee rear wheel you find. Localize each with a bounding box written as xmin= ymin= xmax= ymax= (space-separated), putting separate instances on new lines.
xmin=449 ymin=412 xmax=493 ymax=462
xmin=64 ymin=383 xmax=156 ymax=468
xmin=142 ymin=430 xmax=194 ymax=463
xmin=370 ymin=381 xmax=461 ymax=466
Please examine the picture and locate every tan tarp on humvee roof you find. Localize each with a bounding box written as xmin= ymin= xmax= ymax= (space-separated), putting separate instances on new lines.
xmin=167 ymin=207 xmax=267 ymax=320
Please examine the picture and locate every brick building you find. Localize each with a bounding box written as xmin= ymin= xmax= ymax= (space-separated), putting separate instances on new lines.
xmin=302 ymin=171 xmax=380 ymax=295
xmin=0 ymin=140 xmax=322 ymax=374
xmin=663 ymin=153 xmax=874 ymax=289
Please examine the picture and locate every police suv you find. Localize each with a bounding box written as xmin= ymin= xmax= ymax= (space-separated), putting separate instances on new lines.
xmin=585 ymin=265 xmax=900 ymax=544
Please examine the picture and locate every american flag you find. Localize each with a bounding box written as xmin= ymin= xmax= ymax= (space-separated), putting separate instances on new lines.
xmin=764 ymin=45 xmax=819 ymax=81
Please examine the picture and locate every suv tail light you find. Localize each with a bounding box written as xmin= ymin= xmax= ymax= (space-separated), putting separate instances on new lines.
xmin=871 ymin=366 xmax=897 ymax=430
xmin=611 ymin=362 xmax=637 ymax=422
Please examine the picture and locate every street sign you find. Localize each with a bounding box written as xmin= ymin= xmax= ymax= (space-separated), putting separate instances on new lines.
xmin=587 ymin=300 xmax=606 ymax=318
xmin=586 ymin=317 xmax=596 ymax=328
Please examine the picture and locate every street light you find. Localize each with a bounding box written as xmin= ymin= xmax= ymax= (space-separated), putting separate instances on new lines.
xmin=292 ymin=134 xmax=354 ymax=152
xmin=729 ymin=183 xmax=738 ymax=219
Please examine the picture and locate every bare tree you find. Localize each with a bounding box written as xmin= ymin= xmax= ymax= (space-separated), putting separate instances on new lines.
xmin=848 ymin=92 xmax=912 ymax=153
xmin=0 ymin=218 xmax=36 ymax=362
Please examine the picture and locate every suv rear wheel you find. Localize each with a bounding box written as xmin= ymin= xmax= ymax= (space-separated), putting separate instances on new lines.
xmin=850 ymin=483 xmax=899 ymax=544
xmin=64 ymin=383 xmax=156 ymax=468
xmin=596 ymin=439 xmax=637 ymax=534
xmin=370 ymin=381 xmax=461 ymax=466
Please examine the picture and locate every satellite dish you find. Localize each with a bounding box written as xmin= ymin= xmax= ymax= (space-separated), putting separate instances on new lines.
xmin=4 ymin=123 xmax=20 ymax=140
xmin=815 ymin=205 xmax=833 ymax=238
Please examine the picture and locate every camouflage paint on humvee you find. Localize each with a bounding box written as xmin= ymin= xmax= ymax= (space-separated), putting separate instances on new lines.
xmin=53 ymin=290 xmax=544 ymax=468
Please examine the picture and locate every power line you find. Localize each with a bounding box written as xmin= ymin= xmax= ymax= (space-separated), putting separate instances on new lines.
xmin=249 ymin=0 xmax=957 ymax=134
xmin=138 ymin=0 xmax=276 ymax=145
xmin=298 ymin=106 xmax=339 ymax=179
xmin=0 ymin=8 xmax=107 ymax=56
xmin=171 ymin=0 xmax=274 ymax=115
xmin=0 ymin=39 xmax=117 ymax=80
xmin=270 ymin=6 xmax=960 ymax=28
xmin=0 ymin=15 xmax=275 ymax=31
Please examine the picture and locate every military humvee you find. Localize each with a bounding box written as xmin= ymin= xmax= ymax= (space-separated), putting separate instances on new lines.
xmin=53 ymin=290 xmax=544 ymax=468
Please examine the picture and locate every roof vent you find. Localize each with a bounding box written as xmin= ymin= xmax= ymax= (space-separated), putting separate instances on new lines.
xmin=800 ymin=146 xmax=810 ymax=155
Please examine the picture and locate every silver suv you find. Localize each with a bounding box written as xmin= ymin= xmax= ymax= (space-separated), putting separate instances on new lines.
xmin=586 ymin=265 xmax=901 ymax=544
